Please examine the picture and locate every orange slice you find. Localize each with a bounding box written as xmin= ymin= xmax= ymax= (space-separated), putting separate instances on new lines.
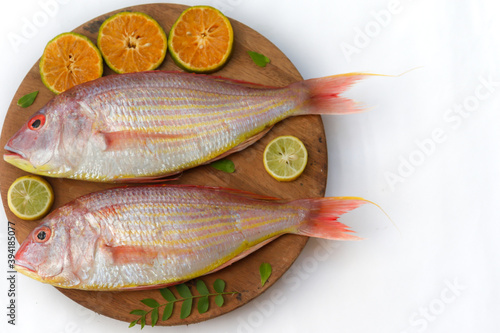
xmin=97 ymin=12 xmax=167 ymax=73
xmin=168 ymin=6 xmax=233 ymax=73
xmin=39 ymin=32 xmax=103 ymax=94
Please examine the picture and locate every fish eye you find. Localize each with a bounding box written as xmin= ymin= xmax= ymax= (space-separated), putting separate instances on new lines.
xmin=34 ymin=226 xmax=51 ymax=243
xmin=28 ymin=114 xmax=46 ymax=131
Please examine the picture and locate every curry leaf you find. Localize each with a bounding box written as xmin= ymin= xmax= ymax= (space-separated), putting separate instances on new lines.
xmin=151 ymin=308 xmax=159 ymax=327
xmin=129 ymin=279 xmax=237 ymax=328
xmin=197 ymin=295 xmax=209 ymax=314
xmin=162 ymin=302 xmax=174 ymax=321
xmin=140 ymin=298 xmax=159 ymax=308
xmin=215 ymin=294 xmax=224 ymax=307
xmin=129 ymin=309 xmax=147 ymax=316
xmin=176 ymin=283 xmax=192 ymax=298
xmin=210 ymin=159 xmax=235 ymax=173
xmin=180 ymin=298 xmax=193 ymax=319
xmin=17 ymin=91 xmax=38 ymax=108
xmin=259 ymin=262 xmax=272 ymax=286
xmin=247 ymin=51 xmax=270 ymax=67
xmin=160 ymin=288 xmax=176 ymax=302
xmin=213 ymin=279 xmax=225 ymax=293
xmin=196 ymin=280 xmax=209 ymax=295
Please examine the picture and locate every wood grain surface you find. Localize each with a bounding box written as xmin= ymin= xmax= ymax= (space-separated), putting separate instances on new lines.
xmin=0 ymin=3 xmax=328 ymax=326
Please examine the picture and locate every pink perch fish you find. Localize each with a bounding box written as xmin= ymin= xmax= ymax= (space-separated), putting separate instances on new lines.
xmin=4 ymin=71 xmax=368 ymax=182
xmin=15 ymin=185 xmax=368 ymax=290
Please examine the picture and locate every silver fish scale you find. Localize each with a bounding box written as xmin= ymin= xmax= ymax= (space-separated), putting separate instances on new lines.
xmin=67 ymin=72 xmax=305 ymax=181
xmin=74 ymin=186 xmax=306 ymax=289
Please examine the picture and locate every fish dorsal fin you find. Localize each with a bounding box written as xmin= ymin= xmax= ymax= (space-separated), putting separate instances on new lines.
xmin=163 ymin=184 xmax=282 ymax=201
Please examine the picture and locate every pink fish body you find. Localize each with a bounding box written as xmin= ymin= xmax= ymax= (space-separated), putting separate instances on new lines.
xmin=14 ymin=185 xmax=367 ymax=290
xmin=4 ymin=71 xmax=367 ymax=182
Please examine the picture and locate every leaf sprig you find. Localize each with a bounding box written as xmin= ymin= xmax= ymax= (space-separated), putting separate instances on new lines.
xmin=210 ymin=159 xmax=235 ymax=173
xmin=259 ymin=262 xmax=272 ymax=286
xmin=17 ymin=91 xmax=38 ymax=108
xmin=129 ymin=279 xmax=238 ymax=328
xmin=247 ymin=51 xmax=270 ymax=67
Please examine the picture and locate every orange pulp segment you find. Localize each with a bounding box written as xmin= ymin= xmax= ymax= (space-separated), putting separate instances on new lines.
xmin=168 ymin=6 xmax=234 ymax=73
xmin=97 ymin=12 xmax=167 ymax=73
xmin=39 ymin=32 xmax=103 ymax=94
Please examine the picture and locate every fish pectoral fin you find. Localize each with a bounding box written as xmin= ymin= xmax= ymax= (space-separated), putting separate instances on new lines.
xmin=106 ymin=245 xmax=159 ymax=265
xmin=100 ymin=130 xmax=184 ymax=151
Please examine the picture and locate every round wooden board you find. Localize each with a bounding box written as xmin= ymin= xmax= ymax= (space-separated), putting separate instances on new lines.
xmin=0 ymin=3 xmax=328 ymax=326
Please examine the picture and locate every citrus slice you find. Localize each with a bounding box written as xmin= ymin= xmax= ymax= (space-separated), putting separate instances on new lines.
xmin=168 ymin=5 xmax=233 ymax=73
xmin=7 ymin=175 xmax=54 ymax=220
xmin=97 ymin=12 xmax=167 ymax=73
xmin=263 ymin=136 xmax=308 ymax=182
xmin=40 ymin=32 xmax=103 ymax=94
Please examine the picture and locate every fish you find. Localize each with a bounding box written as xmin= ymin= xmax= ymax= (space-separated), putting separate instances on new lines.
xmin=14 ymin=184 xmax=369 ymax=290
xmin=4 ymin=71 xmax=370 ymax=182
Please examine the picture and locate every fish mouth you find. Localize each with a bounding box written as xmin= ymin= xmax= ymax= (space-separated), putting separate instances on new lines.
xmin=4 ymin=145 xmax=27 ymax=161
xmin=4 ymin=146 xmax=39 ymax=173
xmin=14 ymin=262 xmax=44 ymax=282
xmin=14 ymin=262 xmax=35 ymax=273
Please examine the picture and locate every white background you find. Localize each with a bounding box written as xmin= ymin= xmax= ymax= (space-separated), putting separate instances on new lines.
xmin=1 ymin=0 xmax=499 ymax=332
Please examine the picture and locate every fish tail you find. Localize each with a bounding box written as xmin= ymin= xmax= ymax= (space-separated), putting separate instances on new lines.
xmin=295 ymin=196 xmax=369 ymax=240
xmin=295 ymin=73 xmax=382 ymax=115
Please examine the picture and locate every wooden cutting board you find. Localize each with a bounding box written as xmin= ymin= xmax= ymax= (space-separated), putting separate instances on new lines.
xmin=0 ymin=3 xmax=328 ymax=326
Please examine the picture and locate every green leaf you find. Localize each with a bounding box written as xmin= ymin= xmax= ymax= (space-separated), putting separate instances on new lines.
xmin=197 ymin=295 xmax=209 ymax=314
xmin=140 ymin=298 xmax=159 ymax=308
xmin=160 ymin=288 xmax=177 ymax=302
xmin=129 ymin=309 xmax=147 ymax=316
xmin=196 ymin=280 xmax=209 ymax=295
xmin=175 ymin=283 xmax=193 ymax=298
xmin=180 ymin=298 xmax=193 ymax=319
xmin=151 ymin=307 xmax=159 ymax=327
xmin=17 ymin=91 xmax=38 ymax=108
xmin=259 ymin=262 xmax=272 ymax=286
xmin=213 ymin=279 xmax=225 ymax=293
xmin=247 ymin=51 xmax=270 ymax=67
xmin=162 ymin=302 xmax=174 ymax=321
xmin=128 ymin=319 xmax=137 ymax=328
xmin=215 ymin=294 xmax=224 ymax=307
xmin=140 ymin=316 xmax=145 ymax=329
xmin=210 ymin=159 xmax=235 ymax=173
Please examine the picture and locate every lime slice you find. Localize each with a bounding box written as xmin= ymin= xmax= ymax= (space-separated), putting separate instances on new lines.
xmin=7 ymin=175 xmax=54 ymax=220
xmin=40 ymin=32 xmax=103 ymax=94
xmin=263 ymin=136 xmax=308 ymax=181
xmin=97 ymin=12 xmax=167 ymax=73
xmin=168 ymin=6 xmax=233 ymax=73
